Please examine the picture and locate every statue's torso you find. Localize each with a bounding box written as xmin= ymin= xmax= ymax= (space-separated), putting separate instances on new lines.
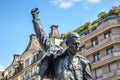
xmin=54 ymin=52 xmax=84 ymax=80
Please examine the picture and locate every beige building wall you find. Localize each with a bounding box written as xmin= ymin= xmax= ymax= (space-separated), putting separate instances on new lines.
xmin=80 ymin=16 xmax=120 ymax=80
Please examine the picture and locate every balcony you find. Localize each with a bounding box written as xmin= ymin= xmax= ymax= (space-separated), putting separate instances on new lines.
xmin=13 ymin=63 xmax=23 ymax=76
xmin=102 ymin=69 xmax=120 ymax=80
xmin=82 ymin=34 xmax=120 ymax=56
xmin=32 ymin=57 xmax=41 ymax=64
xmin=95 ymin=69 xmax=120 ymax=80
xmin=80 ymin=17 xmax=120 ymax=43
xmin=91 ymin=51 xmax=120 ymax=69
xmin=32 ymin=53 xmax=42 ymax=64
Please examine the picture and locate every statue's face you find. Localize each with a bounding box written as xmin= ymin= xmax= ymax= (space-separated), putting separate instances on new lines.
xmin=69 ymin=37 xmax=80 ymax=54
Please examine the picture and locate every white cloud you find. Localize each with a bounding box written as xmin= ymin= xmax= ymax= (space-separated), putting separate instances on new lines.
xmin=50 ymin=0 xmax=82 ymax=9
xmin=0 ymin=65 xmax=4 ymax=71
xmin=87 ymin=0 xmax=101 ymax=4
xmin=59 ymin=1 xmax=73 ymax=9
xmin=71 ymin=0 xmax=82 ymax=2
xmin=84 ymin=6 xmax=90 ymax=10
xmin=50 ymin=0 xmax=101 ymax=9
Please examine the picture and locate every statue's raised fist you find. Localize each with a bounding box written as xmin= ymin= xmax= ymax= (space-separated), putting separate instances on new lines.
xmin=31 ymin=8 xmax=39 ymax=15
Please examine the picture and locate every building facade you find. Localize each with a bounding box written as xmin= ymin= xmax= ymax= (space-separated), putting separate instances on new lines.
xmin=1 ymin=34 xmax=43 ymax=80
xmin=0 ymin=26 xmax=62 ymax=80
xmin=79 ymin=15 xmax=120 ymax=80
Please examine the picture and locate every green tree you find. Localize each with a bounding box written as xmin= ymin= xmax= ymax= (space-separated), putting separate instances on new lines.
xmin=108 ymin=9 xmax=120 ymax=16
xmin=92 ymin=19 xmax=100 ymax=25
xmin=98 ymin=11 xmax=108 ymax=20
xmin=74 ymin=27 xmax=84 ymax=34
xmin=84 ymin=22 xmax=91 ymax=29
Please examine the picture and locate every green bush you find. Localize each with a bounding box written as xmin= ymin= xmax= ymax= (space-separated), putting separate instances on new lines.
xmin=108 ymin=9 xmax=120 ymax=16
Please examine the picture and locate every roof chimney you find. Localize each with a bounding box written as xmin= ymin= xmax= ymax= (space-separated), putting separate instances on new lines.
xmin=49 ymin=25 xmax=60 ymax=38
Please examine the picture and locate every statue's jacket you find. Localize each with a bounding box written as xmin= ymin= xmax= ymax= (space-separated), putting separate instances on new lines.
xmin=39 ymin=47 xmax=93 ymax=80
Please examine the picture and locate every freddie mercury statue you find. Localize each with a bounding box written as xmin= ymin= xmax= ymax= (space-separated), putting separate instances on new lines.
xmin=31 ymin=8 xmax=93 ymax=80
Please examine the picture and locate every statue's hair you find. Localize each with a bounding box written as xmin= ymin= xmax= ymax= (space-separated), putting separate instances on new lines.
xmin=66 ymin=32 xmax=80 ymax=46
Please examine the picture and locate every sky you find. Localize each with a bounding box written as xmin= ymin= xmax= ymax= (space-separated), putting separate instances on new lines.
xmin=0 ymin=0 xmax=120 ymax=71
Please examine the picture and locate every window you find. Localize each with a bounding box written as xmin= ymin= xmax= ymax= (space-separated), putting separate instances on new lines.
xmin=32 ymin=66 xmax=38 ymax=76
xmin=8 ymin=71 xmax=12 ymax=78
xmin=95 ymin=67 xmax=103 ymax=79
xmin=25 ymin=71 xmax=30 ymax=79
xmin=25 ymin=58 xmax=30 ymax=67
xmin=34 ymin=55 xmax=38 ymax=61
xmin=109 ymin=62 xmax=117 ymax=72
xmin=106 ymin=46 xmax=114 ymax=55
xmin=33 ymin=53 xmax=40 ymax=63
xmin=20 ymin=75 xmax=24 ymax=80
xmin=104 ymin=30 xmax=111 ymax=39
xmin=93 ymin=52 xmax=100 ymax=62
xmin=91 ymin=37 xmax=98 ymax=47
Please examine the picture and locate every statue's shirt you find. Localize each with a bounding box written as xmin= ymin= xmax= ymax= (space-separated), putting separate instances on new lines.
xmin=54 ymin=52 xmax=86 ymax=80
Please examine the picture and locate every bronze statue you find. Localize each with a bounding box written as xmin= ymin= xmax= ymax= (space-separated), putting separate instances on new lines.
xmin=31 ymin=8 xmax=93 ymax=80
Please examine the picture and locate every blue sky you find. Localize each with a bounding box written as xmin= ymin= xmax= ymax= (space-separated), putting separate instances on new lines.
xmin=0 ymin=0 xmax=120 ymax=71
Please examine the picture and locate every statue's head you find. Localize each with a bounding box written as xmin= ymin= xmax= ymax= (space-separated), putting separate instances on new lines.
xmin=66 ymin=32 xmax=80 ymax=54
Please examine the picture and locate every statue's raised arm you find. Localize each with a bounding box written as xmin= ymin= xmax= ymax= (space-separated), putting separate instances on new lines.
xmin=31 ymin=8 xmax=63 ymax=58
xmin=31 ymin=8 xmax=51 ymax=51
xmin=31 ymin=8 xmax=63 ymax=80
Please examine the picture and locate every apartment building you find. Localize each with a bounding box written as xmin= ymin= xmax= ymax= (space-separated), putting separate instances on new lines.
xmin=79 ymin=15 xmax=120 ymax=80
xmin=0 ymin=34 xmax=43 ymax=80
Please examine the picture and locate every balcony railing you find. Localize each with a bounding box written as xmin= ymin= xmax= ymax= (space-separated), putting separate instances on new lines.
xmin=13 ymin=63 xmax=23 ymax=76
xmin=80 ymin=16 xmax=120 ymax=43
xmin=32 ymin=56 xmax=41 ymax=64
xmin=101 ymin=51 xmax=120 ymax=61
xmin=103 ymin=69 xmax=120 ymax=79
xmin=94 ymin=68 xmax=120 ymax=80
xmin=91 ymin=51 xmax=120 ymax=69
xmin=99 ymin=37 xmax=111 ymax=45
xmin=82 ymin=34 xmax=120 ymax=56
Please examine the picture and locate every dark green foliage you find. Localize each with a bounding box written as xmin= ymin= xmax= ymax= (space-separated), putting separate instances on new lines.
xmin=74 ymin=22 xmax=91 ymax=34
xmin=92 ymin=19 xmax=100 ymax=25
xmin=59 ymin=41 xmax=64 ymax=46
xmin=98 ymin=11 xmax=109 ymax=20
xmin=62 ymin=31 xmax=72 ymax=39
xmin=108 ymin=9 xmax=120 ymax=16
